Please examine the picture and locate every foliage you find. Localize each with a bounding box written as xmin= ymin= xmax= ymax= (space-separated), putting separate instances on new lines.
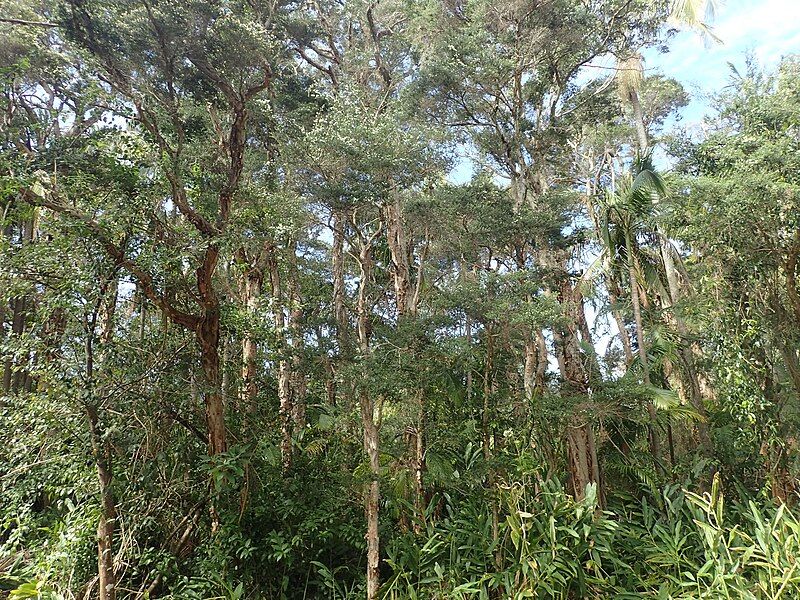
xmin=0 ymin=1 xmax=798 ymax=599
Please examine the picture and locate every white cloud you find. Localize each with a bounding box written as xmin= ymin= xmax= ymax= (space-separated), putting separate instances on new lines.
xmin=643 ymin=0 xmax=799 ymax=128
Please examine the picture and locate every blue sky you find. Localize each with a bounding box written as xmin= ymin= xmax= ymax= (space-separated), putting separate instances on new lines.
xmin=645 ymin=0 xmax=800 ymax=125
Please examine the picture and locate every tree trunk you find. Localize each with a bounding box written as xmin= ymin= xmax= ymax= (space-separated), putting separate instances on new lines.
xmin=558 ymin=279 xmax=603 ymax=505
xmin=198 ymin=311 xmax=227 ymax=456
xmin=523 ymin=333 xmax=537 ymax=400
xmin=629 ymin=258 xmax=661 ymax=465
xmin=566 ymin=418 xmax=601 ymax=502
xmin=577 ymin=296 xmax=600 ymax=381
xmin=412 ymin=395 xmax=425 ymax=534
xmin=87 ymin=403 xmax=117 ymax=600
xmin=609 ymin=285 xmax=634 ymax=368
xmin=264 ymin=242 xmax=293 ymax=472
xmin=332 ymin=209 xmax=349 ymax=354
xmin=660 ymin=238 xmax=712 ymax=455
xmin=465 ymin=313 xmax=473 ymax=401
xmin=356 ymin=229 xmax=381 ymax=600
xmin=385 ymin=199 xmax=428 ymax=530
xmin=629 ymin=88 xmax=648 ymax=154
xmin=384 ymin=197 xmax=412 ymax=316
xmin=535 ymin=329 xmax=548 ymax=395
xmin=240 ymin=271 xmax=262 ymax=416
xmin=362 ymin=389 xmax=381 ymax=600
xmin=87 ymin=280 xmax=118 ymax=600
xmin=481 ymin=326 xmax=501 ymax=566
xmin=288 ymin=246 xmax=306 ymax=430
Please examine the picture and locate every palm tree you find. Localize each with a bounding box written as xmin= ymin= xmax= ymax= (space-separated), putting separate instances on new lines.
xmin=614 ymin=0 xmax=719 ymax=456
xmin=600 ymin=154 xmax=668 ymax=462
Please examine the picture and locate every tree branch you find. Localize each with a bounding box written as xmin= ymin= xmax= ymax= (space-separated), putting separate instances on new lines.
xmin=21 ymin=188 xmax=199 ymax=329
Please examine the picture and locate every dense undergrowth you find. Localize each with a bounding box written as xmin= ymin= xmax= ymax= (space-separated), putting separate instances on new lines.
xmin=3 ymin=425 xmax=799 ymax=599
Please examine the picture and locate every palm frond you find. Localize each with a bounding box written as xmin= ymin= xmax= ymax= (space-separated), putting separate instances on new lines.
xmin=669 ymin=0 xmax=722 ymax=43
xmin=647 ymin=386 xmax=705 ymax=422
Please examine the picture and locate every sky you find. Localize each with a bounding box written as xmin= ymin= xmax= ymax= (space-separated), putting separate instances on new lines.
xmin=645 ymin=0 xmax=800 ymax=126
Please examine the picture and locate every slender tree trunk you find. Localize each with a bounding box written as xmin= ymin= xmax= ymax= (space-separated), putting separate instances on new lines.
xmin=628 ymin=258 xmax=661 ymax=465
xmin=3 ymin=297 xmax=21 ymax=393
xmin=87 ymin=403 xmax=117 ymax=600
xmin=385 ymin=197 xmax=412 ymax=316
xmin=288 ymin=246 xmax=306 ymax=430
xmin=385 ymin=200 xmax=428 ymax=530
xmin=577 ymin=296 xmax=600 ymax=381
xmin=465 ymin=313 xmax=473 ymax=402
xmin=660 ymin=239 xmax=712 ymax=455
xmin=481 ymin=325 xmax=502 ymax=568
xmin=266 ymin=244 xmax=293 ymax=473
xmin=523 ymin=333 xmax=537 ymax=400
xmin=629 ymin=88 xmax=648 ymax=155
xmin=10 ymin=296 xmax=28 ymax=393
xmin=240 ymin=271 xmax=262 ymax=416
xmin=535 ymin=329 xmax=547 ymax=395
xmin=609 ymin=285 xmax=635 ymax=367
xmin=362 ymin=391 xmax=381 ymax=600
xmin=87 ymin=279 xmax=118 ymax=600
xmin=784 ymin=229 xmax=800 ymax=323
xmin=778 ymin=339 xmax=800 ymax=399
xmin=356 ymin=235 xmax=381 ymax=600
xmin=412 ymin=394 xmax=425 ymax=534
xmin=332 ymin=209 xmax=348 ymax=355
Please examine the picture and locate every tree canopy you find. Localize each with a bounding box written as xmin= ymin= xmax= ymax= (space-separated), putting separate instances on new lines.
xmin=1 ymin=1 xmax=799 ymax=598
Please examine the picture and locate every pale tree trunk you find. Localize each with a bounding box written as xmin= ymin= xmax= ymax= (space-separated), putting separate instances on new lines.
xmin=355 ymin=229 xmax=382 ymax=600
xmin=523 ymin=333 xmax=537 ymax=400
xmin=288 ymin=245 xmax=306 ymax=431
xmin=266 ymin=243 xmax=293 ymax=473
xmin=362 ymin=390 xmax=381 ymax=600
xmin=240 ymin=270 xmax=262 ymax=416
xmin=385 ymin=197 xmax=412 ymax=315
xmin=609 ymin=286 xmax=635 ymax=368
xmin=576 ymin=296 xmax=600 ymax=381
xmin=465 ymin=313 xmax=473 ymax=402
xmin=327 ymin=209 xmax=349 ymax=409
xmin=535 ymin=329 xmax=548 ymax=395
xmin=629 ymin=88 xmax=648 ymax=155
xmin=412 ymin=393 xmax=425 ymax=533
xmin=481 ymin=325 xmax=501 ymax=566
xmin=221 ymin=335 xmax=230 ymax=408
xmin=660 ymin=239 xmax=712 ymax=455
xmin=779 ymin=340 xmax=800 ymax=399
xmin=626 ymin=82 xmax=663 ymax=466
xmin=332 ymin=209 xmax=349 ymax=355
xmin=628 ymin=258 xmax=661 ymax=466
xmin=464 ymin=261 xmax=475 ymax=403
xmin=238 ymin=260 xmax=263 ymax=510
